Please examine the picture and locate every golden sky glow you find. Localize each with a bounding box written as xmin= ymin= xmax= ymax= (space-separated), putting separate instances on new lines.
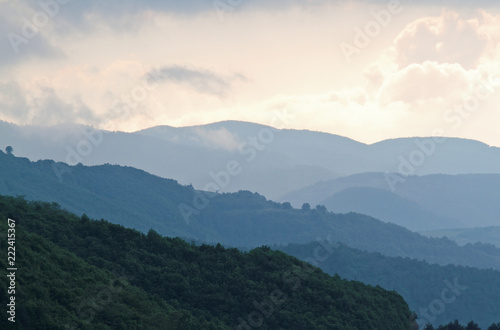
xmin=1 ymin=1 xmax=500 ymax=146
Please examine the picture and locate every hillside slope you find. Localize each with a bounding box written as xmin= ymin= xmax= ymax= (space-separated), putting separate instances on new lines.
xmin=421 ymin=226 xmax=500 ymax=248
xmin=280 ymin=172 xmax=500 ymax=230
xmin=319 ymin=187 xmax=462 ymax=231
xmin=278 ymin=242 xmax=500 ymax=329
xmin=1 ymin=152 xmax=500 ymax=271
xmin=0 ymin=195 xmax=414 ymax=329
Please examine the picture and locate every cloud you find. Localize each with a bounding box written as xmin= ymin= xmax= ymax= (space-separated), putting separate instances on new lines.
xmin=393 ymin=11 xmax=488 ymax=69
xmin=0 ymin=81 xmax=30 ymax=120
xmin=364 ymin=10 xmax=500 ymax=108
xmin=18 ymin=0 xmax=500 ymax=18
xmin=0 ymin=2 xmax=62 ymax=66
xmin=192 ymin=127 xmax=241 ymax=150
xmin=0 ymin=81 xmax=98 ymax=126
xmin=147 ymin=65 xmax=246 ymax=97
xmin=3 ymin=2 xmax=500 ymax=148
xmin=0 ymin=0 xmax=497 ymax=45
xmin=378 ymin=61 xmax=473 ymax=105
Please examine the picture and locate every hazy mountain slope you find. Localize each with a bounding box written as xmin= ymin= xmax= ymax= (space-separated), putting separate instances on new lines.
xmin=421 ymin=226 xmax=500 ymax=248
xmin=1 ymin=152 xmax=500 ymax=270
xmin=0 ymin=195 xmax=414 ymax=330
xmin=2 ymin=120 xmax=500 ymax=199
xmin=390 ymin=174 xmax=500 ymax=228
xmin=320 ymin=187 xmax=463 ymax=231
xmin=280 ymin=172 xmax=500 ymax=229
xmin=279 ymin=242 xmax=500 ymax=329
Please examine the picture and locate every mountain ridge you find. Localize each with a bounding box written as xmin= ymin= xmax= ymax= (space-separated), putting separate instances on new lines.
xmin=280 ymin=172 xmax=500 ymax=231
xmin=1 ymin=151 xmax=500 ymax=271
xmin=3 ymin=119 xmax=500 ymax=200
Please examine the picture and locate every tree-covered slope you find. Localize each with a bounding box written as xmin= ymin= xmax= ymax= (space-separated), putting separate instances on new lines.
xmin=0 ymin=195 xmax=413 ymax=329
xmin=421 ymin=226 xmax=500 ymax=248
xmin=0 ymin=211 xmax=219 ymax=329
xmin=1 ymin=152 xmax=500 ymax=270
xmin=278 ymin=242 xmax=500 ymax=329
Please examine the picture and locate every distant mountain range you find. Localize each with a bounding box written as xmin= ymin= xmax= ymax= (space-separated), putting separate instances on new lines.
xmin=1 ymin=151 xmax=500 ymax=271
xmin=421 ymin=226 xmax=500 ymax=248
xmin=279 ymin=172 xmax=500 ymax=232
xmin=2 ymin=119 xmax=500 ymax=328
xmin=2 ymin=120 xmax=500 ymax=200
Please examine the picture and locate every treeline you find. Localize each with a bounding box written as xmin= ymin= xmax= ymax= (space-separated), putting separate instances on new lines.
xmin=0 ymin=195 xmax=413 ymax=329
xmin=278 ymin=242 xmax=500 ymax=328
xmin=424 ymin=320 xmax=500 ymax=329
xmin=1 ymin=152 xmax=500 ymax=271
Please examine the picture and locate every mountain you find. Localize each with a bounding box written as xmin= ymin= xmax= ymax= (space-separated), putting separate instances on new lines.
xmin=0 ymin=195 xmax=414 ymax=329
xmin=421 ymin=226 xmax=500 ymax=248
xmin=314 ymin=186 xmax=461 ymax=231
xmin=2 ymin=120 xmax=500 ymax=200
xmin=278 ymin=242 xmax=500 ymax=329
xmin=1 ymin=151 xmax=500 ymax=271
xmin=279 ymin=172 xmax=500 ymax=231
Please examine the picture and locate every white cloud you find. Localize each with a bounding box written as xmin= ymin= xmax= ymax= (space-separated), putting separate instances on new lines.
xmin=192 ymin=127 xmax=241 ymax=150
xmin=378 ymin=61 xmax=473 ymax=105
xmin=2 ymin=3 xmax=500 ymax=147
xmin=0 ymin=80 xmax=98 ymax=126
xmin=392 ymin=11 xmax=488 ymax=69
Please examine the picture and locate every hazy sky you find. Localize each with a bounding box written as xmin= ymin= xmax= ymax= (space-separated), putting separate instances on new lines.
xmin=1 ymin=0 xmax=500 ymax=146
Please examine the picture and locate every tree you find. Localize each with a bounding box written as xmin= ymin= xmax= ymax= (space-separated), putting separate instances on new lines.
xmin=315 ymin=204 xmax=327 ymax=213
xmin=437 ymin=320 xmax=465 ymax=330
xmin=5 ymin=146 xmax=13 ymax=155
xmin=466 ymin=321 xmax=480 ymax=330
xmin=488 ymin=323 xmax=500 ymax=330
xmin=301 ymin=203 xmax=311 ymax=211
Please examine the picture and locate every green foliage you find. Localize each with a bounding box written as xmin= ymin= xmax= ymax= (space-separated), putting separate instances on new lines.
xmin=488 ymin=323 xmax=500 ymax=330
xmin=0 ymin=153 xmax=499 ymax=271
xmin=425 ymin=319 xmax=483 ymax=329
xmin=0 ymin=213 xmax=206 ymax=329
xmin=0 ymin=195 xmax=413 ymax=329
xmin=279 ymin=242 xmax=500 ymax=329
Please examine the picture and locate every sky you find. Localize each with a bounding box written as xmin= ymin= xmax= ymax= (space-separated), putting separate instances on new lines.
xmin=1 ymin=0 xmax=500 ymax=146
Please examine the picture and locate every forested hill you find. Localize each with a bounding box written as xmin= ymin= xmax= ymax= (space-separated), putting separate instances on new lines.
xmin=1 ymin=152 xmax=500 ymax=270
xmin=0 ymin=195 xmax=414 ymax=329
xmin=279 ymin=242 xmax=500 ymax=329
